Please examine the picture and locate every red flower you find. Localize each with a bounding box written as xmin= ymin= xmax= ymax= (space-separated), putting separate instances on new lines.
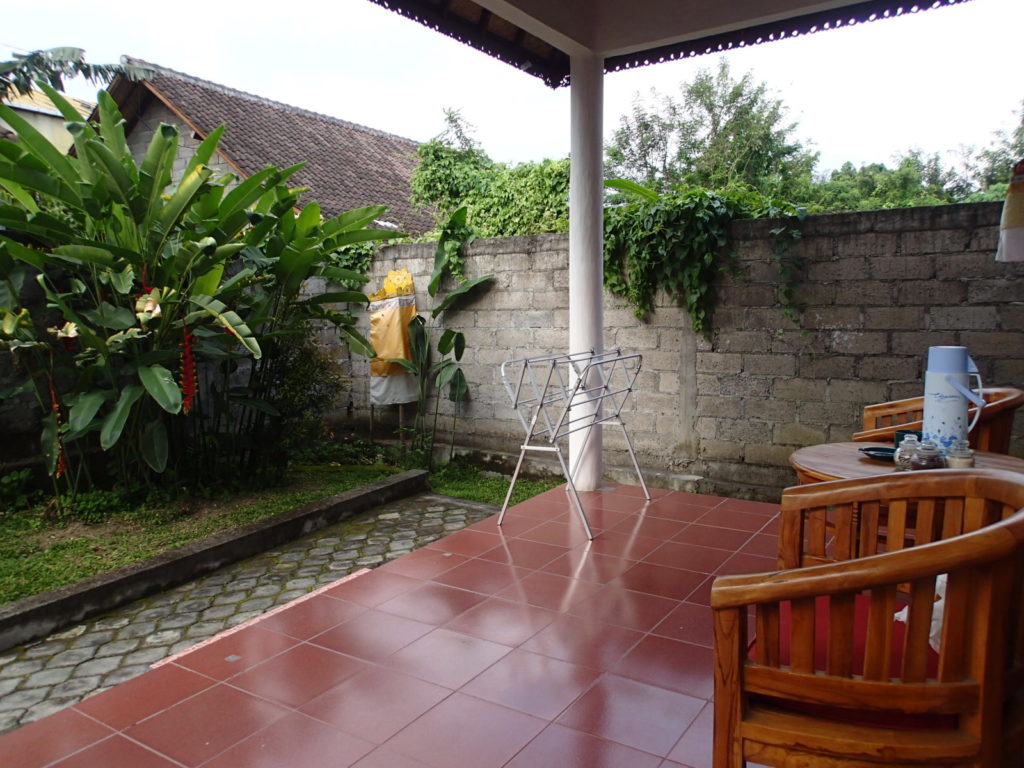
xmin=48 ymin=373 xmax=67 ymax=478
xmin=180 ymin=323 xmax=198 ymax=414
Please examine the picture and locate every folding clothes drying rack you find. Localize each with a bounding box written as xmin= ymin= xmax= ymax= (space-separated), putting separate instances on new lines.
xmin=498 ymin=349 xmax=650 ymax=540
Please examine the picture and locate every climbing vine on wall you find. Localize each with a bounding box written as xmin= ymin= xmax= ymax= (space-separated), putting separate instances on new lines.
xmin=603 ymin=180 xmax=806 ymax=334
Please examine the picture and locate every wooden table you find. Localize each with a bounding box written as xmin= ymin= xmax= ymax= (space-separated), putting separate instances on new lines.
xmin=790 ymin=441 xmax=1024 ymax=484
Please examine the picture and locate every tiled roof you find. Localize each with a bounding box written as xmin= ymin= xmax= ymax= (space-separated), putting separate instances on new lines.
xmin=108 ymin=58 xmax=432 ymax=234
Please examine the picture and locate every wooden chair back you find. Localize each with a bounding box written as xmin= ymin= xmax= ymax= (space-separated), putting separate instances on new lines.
xmin=852 ymin=387 xmax=1024 ymax=454
xmin=712 ymin=470 xmax=1024 ymax=767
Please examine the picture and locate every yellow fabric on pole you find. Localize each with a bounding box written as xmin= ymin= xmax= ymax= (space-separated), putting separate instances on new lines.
xmin=369 ymin=270 xmax=417 ymax=377
xmin=996 ymin=158 xmax=1024 ymax=262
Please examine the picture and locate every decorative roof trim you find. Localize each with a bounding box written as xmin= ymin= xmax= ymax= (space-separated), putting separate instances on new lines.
xmin=370 ymin=0 xmax=969 ymax=88
xmin=604 ymin=0 xmax=971 ymax=83
xmin=367 ymin=0 xmax=569 ymax=88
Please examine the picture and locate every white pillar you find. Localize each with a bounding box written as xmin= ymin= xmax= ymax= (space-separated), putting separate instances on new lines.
xmin=568 ymin=52 xmax=604 ymax=490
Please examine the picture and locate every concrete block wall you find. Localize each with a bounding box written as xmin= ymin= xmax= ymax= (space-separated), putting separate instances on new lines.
xmin=346 ymin=201 xmax=1023 ymax=500
xmin=125 ymin=101 xmax=236 ymax=183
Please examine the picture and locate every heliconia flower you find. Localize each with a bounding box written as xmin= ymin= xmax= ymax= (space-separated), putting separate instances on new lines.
xmin=48 ymin=374 xmax=67 ymax=478
xmin=180 ymin=323 xmax=197 ymax=415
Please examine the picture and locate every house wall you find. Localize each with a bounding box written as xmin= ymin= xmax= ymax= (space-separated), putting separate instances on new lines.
xmin=125 ymin=100 xmax=236 ymax=182
xmin=344 ymin=201 xmax=1023 ymax=500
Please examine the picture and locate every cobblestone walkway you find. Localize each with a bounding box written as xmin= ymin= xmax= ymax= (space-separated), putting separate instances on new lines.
xmin=0 ymin=492 xmax=495 ymax=734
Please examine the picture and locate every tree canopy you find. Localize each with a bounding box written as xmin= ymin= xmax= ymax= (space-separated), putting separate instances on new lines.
xmin=410 ymin=110 xmax=569 ymax=238
xmin=605 ymin=60 xmax=818 ymax=200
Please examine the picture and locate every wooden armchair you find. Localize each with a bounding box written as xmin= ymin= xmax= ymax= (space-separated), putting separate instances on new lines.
xmin=852 ymin=387 xmax=1024 ymax=453
xmin=711 ymin=469 xmax=1024 ymax=767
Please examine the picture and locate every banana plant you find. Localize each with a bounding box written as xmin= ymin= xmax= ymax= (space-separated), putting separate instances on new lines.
xmin=0 ymin=84 xmax=400 ymax=493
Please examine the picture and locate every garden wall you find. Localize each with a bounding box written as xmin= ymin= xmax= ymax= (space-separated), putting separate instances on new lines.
xmin=345 ymin=201 xmax=1023 ymax=500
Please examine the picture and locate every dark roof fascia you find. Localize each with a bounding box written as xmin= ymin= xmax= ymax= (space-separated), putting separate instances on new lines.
xmin=604 ymin=0 xmax=972 ymax=80
xmin=371 ymin=0 xmax=970 ymax=88
xmin=367 ymin=0 xmax=570 ymax=87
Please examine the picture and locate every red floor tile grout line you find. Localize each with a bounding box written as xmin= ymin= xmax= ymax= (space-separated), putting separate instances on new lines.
xmin=150 ymin=568 xmax=372 ymax=670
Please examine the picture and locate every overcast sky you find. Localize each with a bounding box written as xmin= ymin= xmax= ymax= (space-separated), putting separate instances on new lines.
xmin=3 ymin=0 xmax=1022 ymax=175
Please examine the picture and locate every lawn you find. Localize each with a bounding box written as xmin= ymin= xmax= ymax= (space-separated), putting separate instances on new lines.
xmin=0 ymin=460 xmax=563 ymax=606
xmin=0 ymin=465 xmax=397 ymax=605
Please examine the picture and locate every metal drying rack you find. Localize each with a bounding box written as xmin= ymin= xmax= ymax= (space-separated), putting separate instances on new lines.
xmin=497 ymin=349 xmax=650 ymax=539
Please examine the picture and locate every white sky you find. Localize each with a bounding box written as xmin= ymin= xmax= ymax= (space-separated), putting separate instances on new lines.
xmin=3 ymin=0 xmax=1022 ymax=175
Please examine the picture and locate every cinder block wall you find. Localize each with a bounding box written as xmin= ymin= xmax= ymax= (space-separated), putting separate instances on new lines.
xmin=346 ymin=201 xmax=1022 ymax=500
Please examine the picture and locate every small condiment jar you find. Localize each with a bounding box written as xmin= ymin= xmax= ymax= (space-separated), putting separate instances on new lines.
xmin=910 ymin=440 xmax=945 ymax=470
xmin=894 ymin=434 xmax=920 ymax=471
xmin=945 ymin=439 xmax=975 ymax=468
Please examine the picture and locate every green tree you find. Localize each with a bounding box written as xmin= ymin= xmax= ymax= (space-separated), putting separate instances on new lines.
xmin=410 ymin=110 xmax=569 ymax=236
xmin=605 ymin=60 xmax=817 ymax=199
xmin=809 ymin=151 xmax=969 ymax=212
xmin=1 ymin=47 xmax=151 ymax=101
xmin=963 ymin=99 xmax=1024 ymax=201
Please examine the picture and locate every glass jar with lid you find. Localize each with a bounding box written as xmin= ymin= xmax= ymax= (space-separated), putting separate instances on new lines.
xmin=910 ymin=440 xmax=945 ymax=470
xmin=894 ymin=434 xmax=920 ymax=471
xmin=945 ymin=439 xmax=975 ymax=468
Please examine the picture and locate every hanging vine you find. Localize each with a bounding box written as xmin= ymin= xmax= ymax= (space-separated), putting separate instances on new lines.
xmin=602 ymin=180 xmax=806 ymax=334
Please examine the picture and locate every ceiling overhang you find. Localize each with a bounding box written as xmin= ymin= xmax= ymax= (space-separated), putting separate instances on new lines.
xmin=368 ymin=0 xmax=970 ymax=88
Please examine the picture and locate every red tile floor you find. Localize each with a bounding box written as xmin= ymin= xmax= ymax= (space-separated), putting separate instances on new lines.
xmin=0 ymin=484 xmax=779 ymax=768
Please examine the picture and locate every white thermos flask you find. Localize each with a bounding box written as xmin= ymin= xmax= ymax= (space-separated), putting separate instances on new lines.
xmin=922 ymin=346 xmax=985 ymax=453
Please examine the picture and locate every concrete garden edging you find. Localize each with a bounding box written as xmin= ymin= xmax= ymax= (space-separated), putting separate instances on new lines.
xmin=0 ymin=469 xmax=428 ymax=653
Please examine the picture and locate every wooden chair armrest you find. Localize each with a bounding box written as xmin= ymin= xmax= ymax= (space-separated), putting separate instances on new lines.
xmin=712 ymin=519 xmax=1019 ymax=611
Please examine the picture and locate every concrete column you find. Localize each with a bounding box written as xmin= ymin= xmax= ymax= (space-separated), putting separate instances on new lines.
xmin=568 ymin=52 xmax=604 ymax=490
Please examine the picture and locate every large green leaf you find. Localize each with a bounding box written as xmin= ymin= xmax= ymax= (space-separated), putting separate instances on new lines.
xmin=96 ymin=90 xmax=132 ymax=168
xmin=188 ymin=295 xmax=261 ymax=359
xmin=40 ymin=412 xmax=60 ymax=476
xmin=183 ymin=125 xmax=225 ymax=179
xmin=138 ymin=364 xmax=183 ymax=414
xmin=0 ymin=102 xmax=81 ymax=199
xmin=0 ymin=236 xmax=45 ymax=269
xmin=322 ymin=205 xmax=387 ymax=235
xmin=0 ymin=177 xmax=39 ymax=212
xmin=139 ymin=123 xmax=178 ymax=216
xmin=320 ymin=266 xmax=369 ymax=285
xmin=605 ymin=178 xmax=661 ymax=202
xmin=100 ymin=385 xmax=143 ymax=450
xmin=141 ymin=420 xmax=169 ymax=473
xmin=448 ymin=367 xmax=469 ymax=402
xmin=83 ymin=139 xmax=136 ymax=211
xmin=192 ymin=263 xmax=224 ymax=297
xmin=300 ymin=291 xmax=368 ymax=306
xmin=82 ymin=301 xmax=135 ymax=330
xmin=52 ymin=244 xmax=119 ymax=269
xmin=339 ymin=324 xmax=377 ymax=359
xmin=430 ymin=274 xmax=494 ymax=318
xmin=68 ymin=390 xmax=113 ymax=432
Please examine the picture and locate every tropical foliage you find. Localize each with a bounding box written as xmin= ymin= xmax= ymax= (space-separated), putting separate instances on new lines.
xmin=0 ymin=85 xmax=399 ymax=498
xmin=604 ymin=179 xmax=805 ymax=333
xmin=410 ymin=110 xmax=569 ymax=237
xmin=1 ymin=47 xmax=151 ymax=101
xmin=606 ymin=60 xmax=817 ymax=201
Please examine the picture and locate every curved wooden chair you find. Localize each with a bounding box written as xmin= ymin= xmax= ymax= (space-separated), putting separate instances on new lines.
xmin=712 ymin=469 xmax=1024 ymax=768
xmin=852 ymin=386 xmax=1024 ymax=453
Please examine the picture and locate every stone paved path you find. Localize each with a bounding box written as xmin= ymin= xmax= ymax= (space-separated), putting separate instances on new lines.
xmin=0 ymin=492 xmax=495 ymax=734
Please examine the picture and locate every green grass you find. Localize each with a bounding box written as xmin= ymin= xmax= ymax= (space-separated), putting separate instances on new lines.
xmin=429 ymin=460 xmax=562 ymax=507
xmin=0 ymin=465 xmax=397 ymax=606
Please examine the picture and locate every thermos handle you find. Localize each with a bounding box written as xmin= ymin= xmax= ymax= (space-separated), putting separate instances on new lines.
xmin=946 ymin=362 xmax=986 ymax=433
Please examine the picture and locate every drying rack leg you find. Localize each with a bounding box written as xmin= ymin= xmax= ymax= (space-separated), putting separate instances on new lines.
xmin=618 ymin=421 xmax=651 ymax=500
xmin=498 ymin=446 xmax=529 ymax=525
xmin=555 ymin=447 xmax=594 ymax=540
